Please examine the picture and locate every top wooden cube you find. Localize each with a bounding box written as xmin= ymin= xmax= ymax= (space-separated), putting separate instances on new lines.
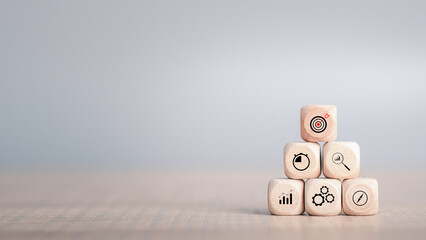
xmin=300 ymin=105 xmax=337 ymax=142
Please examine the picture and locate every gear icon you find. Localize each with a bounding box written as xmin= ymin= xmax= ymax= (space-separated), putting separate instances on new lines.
xmin=312 ymin=193 xmax=325 ymax=206
xmin=325 ymin=194 xmax=335 ymax=203
xmin=320 ymin=186 xmax=329 ymax=195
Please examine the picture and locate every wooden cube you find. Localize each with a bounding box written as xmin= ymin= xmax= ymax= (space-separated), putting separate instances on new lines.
xmin=300 ymin=105 xmax=337 ymax=142
xmin=268 ymin=178 xmax=305 ymax=215
xmin=342 ymin=178 xmax=379 ymax=215
xmin=323 ymin=141 xmax=360 ymax=179
xmin=284 ymin=142 xmax=321 ymax=179
xmin=305 ymin=178 xmax=341 ymax=216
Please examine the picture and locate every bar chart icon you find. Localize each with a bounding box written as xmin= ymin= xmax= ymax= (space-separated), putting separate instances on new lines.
xmin=279 ymin=191 xmax=293 ymax=205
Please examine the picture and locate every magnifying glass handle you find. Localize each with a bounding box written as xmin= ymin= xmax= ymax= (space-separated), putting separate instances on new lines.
xmin=342 ymin=162 xmax=350 ymax=171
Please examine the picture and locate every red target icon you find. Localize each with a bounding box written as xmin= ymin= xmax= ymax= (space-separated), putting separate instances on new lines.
xmin=310 ymin=116 xmax=327 ymax=133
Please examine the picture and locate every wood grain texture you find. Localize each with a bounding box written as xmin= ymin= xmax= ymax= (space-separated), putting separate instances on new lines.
xmin=324 ymin=141 xmax=360 ymax=179
xmin=0 ymin=169 xmax=425 ymax=240
xmin=300 ymin=105 xmax=337 ymax=142
xmin=305 ymin=178 xmax=341 ymax=216
xmin=342 ymin=178 xmax=379 ymax=215
xmin=284 ymin=142 xmax=321 ymax=179
xmin=268 ymin=179 xmax=304 ymax=215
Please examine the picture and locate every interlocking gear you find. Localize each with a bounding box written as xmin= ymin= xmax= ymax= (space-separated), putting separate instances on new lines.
xmin=312 ymin=186 xmax=335 ymax=206
xmin=312 ymin=193 xmax=325 ymax=206
xmin=325 ymin=194 xmax=335 ymax=203
xmin=320 ymin=186 xmax=329 ymax=195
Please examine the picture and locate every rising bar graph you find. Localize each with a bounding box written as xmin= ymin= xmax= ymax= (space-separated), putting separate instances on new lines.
xmin=279 ymin=192 xmax=293 ymax=205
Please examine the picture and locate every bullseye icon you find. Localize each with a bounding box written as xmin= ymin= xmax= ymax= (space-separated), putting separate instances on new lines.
xmin=310 ymin=116 xmax=327 ymax=133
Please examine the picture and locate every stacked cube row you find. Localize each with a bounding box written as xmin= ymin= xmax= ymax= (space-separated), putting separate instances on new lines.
xmin=268 ymin=105 xmax=379 ymax=216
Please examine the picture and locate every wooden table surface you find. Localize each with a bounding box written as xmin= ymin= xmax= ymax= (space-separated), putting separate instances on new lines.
xmin=0 ymin=169 xmax=425 ymax=240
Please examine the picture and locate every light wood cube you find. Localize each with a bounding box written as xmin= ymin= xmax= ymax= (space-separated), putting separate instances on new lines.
xmin=323 ymin=141 xmax=360 ymax=179
xmin=284 ymin=142 xmax=321 ymax=179
xmin=300 ymin=105 xmax=337 ymax=142
xmin=268 ymin=178 xmax=305 ymax=215
xmin=342 ymin=178 xmax=379 ymax=215
xmin=305 ymin=178 xmax=341 ymax=216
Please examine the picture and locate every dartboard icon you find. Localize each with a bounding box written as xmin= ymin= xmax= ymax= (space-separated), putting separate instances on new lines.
xmin=310 ymin=116 xmax=327 ymax=133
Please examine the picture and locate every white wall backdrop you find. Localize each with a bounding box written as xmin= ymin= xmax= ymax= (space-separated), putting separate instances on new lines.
xmin=1 ymin=0 xmax=425 ymax=171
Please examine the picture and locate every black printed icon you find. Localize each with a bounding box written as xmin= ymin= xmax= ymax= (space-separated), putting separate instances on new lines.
xmin=310 ymin=116 xmax=327 ymax=133
xmin=312 ymin=186 xmax=335 ymax=206
xmin=279 ymin=191 xmax=293 ymax=205
xmin=352 ymin=190 xmax=368 ymax=206
xmin=332 ymin=152 xmax=350 ymax=171
xmin=293 ymin=153 xmax=310 ymax=171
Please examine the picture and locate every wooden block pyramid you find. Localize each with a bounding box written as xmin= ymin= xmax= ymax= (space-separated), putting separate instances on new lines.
xmin=268 ymin=105 xmax=379 ymax=216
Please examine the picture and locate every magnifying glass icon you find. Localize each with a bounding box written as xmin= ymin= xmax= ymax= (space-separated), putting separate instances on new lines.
xmin=332 ymin=152 xmax=350 ymax=171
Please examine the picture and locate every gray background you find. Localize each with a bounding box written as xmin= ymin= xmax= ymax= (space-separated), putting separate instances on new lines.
xmin=1 ymin=0 xmax=425 ymax=172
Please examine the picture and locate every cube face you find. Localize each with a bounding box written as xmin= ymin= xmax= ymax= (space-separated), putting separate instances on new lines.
xmin=305 ymin=178 xmax=341 ymax=216
xmin=284 ymin=142 xmax=321 ymax=179
xmin=300 ymin=105 xmax=337 ymax=142
xmin=342 ymin=178 xmax=379 ymax=216
xmin=323 ymin=142 xmax=360 ymax=179
xmin=268 ymin=179 xmax=305 ymax=215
